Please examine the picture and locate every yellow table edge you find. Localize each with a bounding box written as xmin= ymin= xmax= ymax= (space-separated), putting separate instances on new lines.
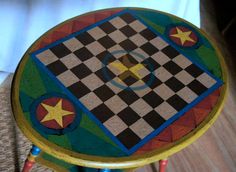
xmin=11 ymin=7 xmax=229 ymax=169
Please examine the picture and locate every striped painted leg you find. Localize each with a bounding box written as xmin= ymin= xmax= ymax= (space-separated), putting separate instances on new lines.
xmin=22 ymin=145 xmax=41 ymax=172
xmin=159 ymin=159 xmax=168 ymax=172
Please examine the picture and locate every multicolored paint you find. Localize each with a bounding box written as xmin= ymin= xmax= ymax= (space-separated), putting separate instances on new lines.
xmin=22 ymin=145 xmax=41 ymax=172
xmin=11 ymin=8 xmax=227 ymax=170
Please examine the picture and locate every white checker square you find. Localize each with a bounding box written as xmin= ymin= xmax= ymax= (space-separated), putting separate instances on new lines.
xmin=57 ymin=70 xmax=79 ymax=87
xmin=154 ymin=66 xmax=172 ymax=82
xmin=133 ymin=48 xmax=150 ymax=62
xmin=152 ymin=51 xmax=171 ymax=65
xmin=86 ymin=41 xmax=106 ymax=55
xmin=83 ymin=57 xmax=102 ymax=72
xmin=131 ymin=80 xmax=152 ymax=97
xmin=155 ymin=102 xmax=177 ymax=120
xmin=175 ymin=70 xmax=195 ymax=85
xmin=130 ymin=119 xmax=154 ymax=139
xmin=107 ymin=45 xmax=126 ymax=58
xmin=106 ymin=80 xmax=124 ymax=94
xmin=131 ymin=65 xmax=150 ymax=79
xmin=130 ymin=99 xmax=152 ymax=117
xmin=172 ymin=54 xmax=192 ymax=69
xmin=63 ymin=38 xmax=84 ymax=52
xmin=87 ymin=27 xmax=106 ymax=40
xmin=107 ymin=60 xmax=127 ymax=75
xmin=108 ymin=30 xmax=127 ymax=43
xmin=109 ymin=17 xmax=127 ymax=29
xmin=36 ymin=49 xmax=58 ymax=65
xmin=105 ymin=95 xmax=128 ymax=114
xmin=129 ymin=20 xmax=147 ymax=32
xmin=154 ymin=83 xmax=175 ymax=100
xmin=177 ymin=87 xmax=198 ymax=103
xmin=150 ymin=37 xmax=169 ymax=50
xmin=104 ymin=115 xmax=128 ymax=136
xmin=130 ymin=34 xmax=148 ymax=47
xmin=196 ymin=73 xmax=216 ymax=88
xmin=60 ymin=53 xmax=82 ymax=69
xmin=80 ymin=92 xmax=102 ymax=110
xmin=81 ymin=73 xmax=104 ymax=91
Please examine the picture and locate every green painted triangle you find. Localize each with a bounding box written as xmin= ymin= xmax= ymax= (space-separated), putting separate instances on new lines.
xmin=80 ymin=114 xmax=118 ymax=148
xmin=67 ymin=126 xmax=126 ymax=157
xmin=19 ymin=91 xmax=34 ymax=112
xmin=20 ymin=57 xmax=46 ymax=98
xmin=48 ymin=134 xmax=72 ymax=150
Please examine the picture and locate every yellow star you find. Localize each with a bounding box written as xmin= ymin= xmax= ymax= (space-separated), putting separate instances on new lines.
xmin=130 ymin=64 xmax=146 ymax=79
xmin=40 ymin=99 xmax=73 ymax=127
xmin=110 ymin=62 xmax=145 ymax=81
xmin=170 ymin=27 xmax=195 ymax=45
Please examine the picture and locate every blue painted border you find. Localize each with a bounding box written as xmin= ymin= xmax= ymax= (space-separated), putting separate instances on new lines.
xmin=30 ymin=9 xmax=223 ymax=155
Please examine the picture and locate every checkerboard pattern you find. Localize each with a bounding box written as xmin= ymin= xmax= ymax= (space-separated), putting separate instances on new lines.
xmin=35 ymin=12 xmax=217 ymax=150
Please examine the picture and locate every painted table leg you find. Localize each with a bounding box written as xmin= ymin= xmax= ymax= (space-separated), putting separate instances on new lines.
xmin=159 ymin=159 xmax=168 ymax=172
xmin=22 ymin=145 xmax=41 ymax=172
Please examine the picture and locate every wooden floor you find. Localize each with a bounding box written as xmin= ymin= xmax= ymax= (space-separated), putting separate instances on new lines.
xmin=0 ymin=0 xmax=235 ymax=171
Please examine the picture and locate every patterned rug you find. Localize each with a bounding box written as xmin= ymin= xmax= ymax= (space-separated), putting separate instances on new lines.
xmin=0 ymin=75 xmax=51 ymax=172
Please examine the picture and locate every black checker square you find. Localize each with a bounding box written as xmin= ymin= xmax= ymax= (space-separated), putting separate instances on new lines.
xmin=140 ymin=28 xmax=157 ymax=40
xmin=119 ymin=71 xmax=139 ymax=86
xmin=188 ymin=79 xmax=208 ymax=95
xmin=163 ymin=61 xmax=182 ymax=75
xmin=185 ymin=64 xmax=204 ymax=77
xmin=165 ymin=77 xmax=185 ymax=92
xmin=140 ymin=42 xmax=159 ymax=56
xmin=119 ymin=13 xmax=136 ymax=23
xmin=142 ymin=92 xmax=164 ymax=108
xmin=47 ymin=60 xmax=67 ymax=75
xmin=120 ymin=25 xmax=137 ymax=37
xmin=117 ymin=107 xmax=140 ymax=125
xmin=91 ymin=103 xmax=115 ymax=123
xmin=95 ymin=67 xmax=116 ymax=83
xmin=162 ymin=45 xmax=180 ymax=58
xmin=142 ymin=73 xmax=162 ymax=89
xmin=119 ymin=54 xmax=139 ymax=68
xmin=34 ymin=11 xmax=222 ymax=152
xmin=74 ymin=47 xmax=94 ymax=61
xmin=167 ymin=95 xmax=188 ymax=111
xmin=94 ymin=84 xmax=115 ymax=102
xmin=118 ymin=89 xmax=139 ymax=105
xmin=68 ymin=81 xmax=90 ymax=99
xmin=98 ymin=36 xmax=116 ymax=49
xmin=117 ymin=128 xmax=141 ymax=149
xmin=99 ymin=21 xmax=117 ymax=34
xmin=143 ymin=111 xmax=166 ymax=129
xmin=97 ymin=51 xmax=116 ymax=64
xmin=50 ymin=43 xmax=71 ymax=58
xmin=119 ymin=39 xmax=138 ymax=51
xmin=70 ymin=63 xmax=92 ymax=79
xmin=76 ymin=32 xmax=96 ymax=45
xmin=141 ymin=57 xmax=160 ymax=71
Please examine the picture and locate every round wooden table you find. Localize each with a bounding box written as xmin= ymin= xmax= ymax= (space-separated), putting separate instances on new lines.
xmin=11 ymin=7 xmax=228 ymax=172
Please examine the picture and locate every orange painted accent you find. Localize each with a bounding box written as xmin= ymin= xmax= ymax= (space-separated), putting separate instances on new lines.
xmin=36 ymin=9 xmax=122 ymax=50
xmin=22 ymin=160 xmax=34 ymax=172
xmin=135 ymin=88 xmax=221 ymax=155
xmin=159 ymin=159 xmax=168 ymax=172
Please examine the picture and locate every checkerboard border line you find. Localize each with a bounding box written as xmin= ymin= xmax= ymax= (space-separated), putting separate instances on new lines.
xmin=31 ymin=9 xmax=223 ymax=155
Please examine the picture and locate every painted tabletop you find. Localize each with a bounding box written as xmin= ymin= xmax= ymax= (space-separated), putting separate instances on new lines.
xmin=11 ymin=8 xmax=227 ymax=169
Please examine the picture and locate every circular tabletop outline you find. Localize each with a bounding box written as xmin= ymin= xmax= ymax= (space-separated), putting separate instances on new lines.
xmin=11 ymin=7 xmax=228 ymax=169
